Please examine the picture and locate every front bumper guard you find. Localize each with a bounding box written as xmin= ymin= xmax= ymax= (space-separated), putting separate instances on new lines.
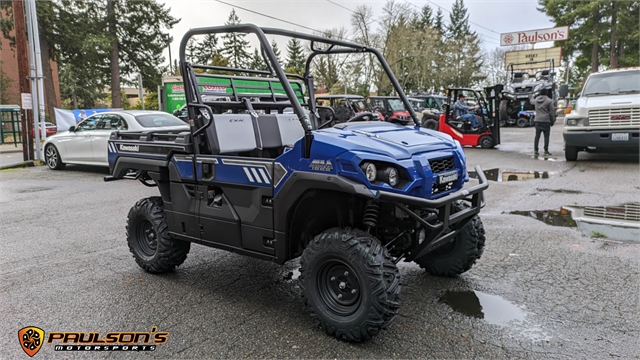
xmin=374 ymin=165 xmax=488 ymax=262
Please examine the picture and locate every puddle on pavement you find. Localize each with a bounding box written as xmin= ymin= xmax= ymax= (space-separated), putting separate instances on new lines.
xmin=441 ymin=290 xmax=552 ymax=342
xmin=510 ymin=208 xmax=576 ymax=227
xmin=468 ymin=168 xmax=552 ymax=182
xmin=509 ymin=203 xmax=640 ymax=242
xmin=440 ymin=290 xmax=526 ymax=326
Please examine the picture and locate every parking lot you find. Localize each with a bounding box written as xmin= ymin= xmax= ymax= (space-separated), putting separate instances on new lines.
xmin=1 ymin=125 xmax=638 ymax=359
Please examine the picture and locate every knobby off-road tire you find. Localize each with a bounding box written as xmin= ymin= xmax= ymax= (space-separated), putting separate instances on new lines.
xmin=126 ymin=197 xmax=190 ymax=273
xmin=415 ymin=201 xmax=486 ymax=277
xmin=44 ymin=144 xmax=65 ymax=170
xmin=422 ymin=118 xmax=438 ymax=130
xmin=299 ymin=228 xmax=401 ymax=342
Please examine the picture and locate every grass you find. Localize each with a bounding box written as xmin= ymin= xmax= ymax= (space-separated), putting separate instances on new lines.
xmin=591 ymin=231 xmax=608 ymax=239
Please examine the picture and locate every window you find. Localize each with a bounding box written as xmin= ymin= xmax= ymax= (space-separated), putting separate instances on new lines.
xmin=583 ymin=70 xmax=640 ymax=96
xmin=76 ymin=116 xmax=100 ymax=131
xmin=135 ymin=113 xmax=187 ymax=128
xmin=387 ymin=99 xmax=406 ymax=111
xmin=97 ymin=114 xmax=128 ymax=130
xmin=369 ymin=98 xmax=385 ymax=111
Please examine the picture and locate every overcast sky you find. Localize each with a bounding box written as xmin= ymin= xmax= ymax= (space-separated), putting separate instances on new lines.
xmin=161 ymin=0 xmax=556 ymax=67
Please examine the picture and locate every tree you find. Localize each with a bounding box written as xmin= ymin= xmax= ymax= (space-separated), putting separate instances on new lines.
xmin=538 ymin=0 xmax=638 ymax=78
xmin=285 ymin=38 xmax=305 ymax=75
xmin=433 ymin=8 xmax=445 ymax=34
xmin=271 ymin=39 xmax=282 ymax=65
xmin=55 ymin=0 xmax=109 ymax=109
xmin=192 ymin=34 xmax=219 ymax=65
xmin=0 ymin=60 xmax=13 ymax=104
xmin=444 ymin=0 xmax=483 ymax=88
xmin=248 ymin=48 xmax=268 ymax=71
xmin=106 ymin=0 xmax=179 ymax=108
xmin=222 ymin=9 xmax=250 ymax=68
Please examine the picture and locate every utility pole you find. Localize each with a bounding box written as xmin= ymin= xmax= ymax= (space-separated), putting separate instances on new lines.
xmin=12 ymin=0 xmax=33 ymax=161
xmin=25 ymin=0 xmax=41 ymax=160
xmin=138 ymin=73 xmax=145 ymax=110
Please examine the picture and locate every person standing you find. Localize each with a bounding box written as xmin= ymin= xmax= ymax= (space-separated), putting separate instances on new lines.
xmin=453 ymin=94 xmax=481 ymax=129
xmin=533 ymin=89 xmax=556 ymax=156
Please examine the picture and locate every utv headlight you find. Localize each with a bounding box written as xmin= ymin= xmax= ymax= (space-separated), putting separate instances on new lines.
xmin=379 ymin=167 xmax=399 ymax=187
xmin=360 ymin=162 xmax=377 ymax=182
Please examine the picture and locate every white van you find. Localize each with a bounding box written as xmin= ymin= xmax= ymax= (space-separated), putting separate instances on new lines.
xmin=563 ymin=67 xmax=639 ymax=161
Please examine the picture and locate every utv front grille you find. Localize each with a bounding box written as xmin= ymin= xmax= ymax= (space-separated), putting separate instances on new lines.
xmin=515 ymin=87 xmax=533 ymax=93
xmin=429 ymin=157 xmax=455 ymax=174
xmin=432 ymin=181 xmax=455 ymax=195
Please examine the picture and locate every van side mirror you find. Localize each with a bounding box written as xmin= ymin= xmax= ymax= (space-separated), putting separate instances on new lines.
xmin=558 ymin=84 xmax=569 ymax=98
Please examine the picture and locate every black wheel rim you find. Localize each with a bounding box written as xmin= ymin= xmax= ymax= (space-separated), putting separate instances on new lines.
xmin=135 ymin=220 xmax=157 ymax=257
xmin=481 ymin=137 xmax=492 ymax=148
xmin=45 ymin=146 xmax=57 ymax=168
xmin=316 ymin=260 xmax=361 ymax=316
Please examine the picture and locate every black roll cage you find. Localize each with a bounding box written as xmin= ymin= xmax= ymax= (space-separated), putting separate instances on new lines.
xmin=505 ymin=59 xmax=555 ymax=84
xmin=178 ymin=24 xmax=420 ymax=158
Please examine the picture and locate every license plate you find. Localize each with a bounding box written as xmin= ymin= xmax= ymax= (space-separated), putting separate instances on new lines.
xmin=612 ymin=133 xmax=629 ymax=141
xmin=438 ymin=171 xmax=458 ymax=184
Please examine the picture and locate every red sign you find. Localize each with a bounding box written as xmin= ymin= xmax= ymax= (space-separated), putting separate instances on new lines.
xmin=501 ymin=26 xmax=569 ymax=46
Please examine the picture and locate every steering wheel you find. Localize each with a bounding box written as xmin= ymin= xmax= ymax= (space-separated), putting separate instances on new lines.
xmin=347 ymin=112 xmax=376 ymax=122
xmin=316 ymin=106 xmax=336 ymax=129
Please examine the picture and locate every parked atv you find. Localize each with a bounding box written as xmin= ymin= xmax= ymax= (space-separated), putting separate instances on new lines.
xmin=315 ymin=94 xmax=381 ymax=127
xmin=106 ymin=25 xmax=489 ymax=342
xmin=500 ymin=59 xmax=557 ymax=126
xmin=409 ymin=93 xmax=447 ymax=130
xmin=367 ymin=96 xmax=413 ymax=125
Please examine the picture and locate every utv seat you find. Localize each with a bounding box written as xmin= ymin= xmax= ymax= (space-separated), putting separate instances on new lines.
xmin=205 ymin=114 xmax=258 ymax=155
xmin=256 ymin=114 xmax=305 ymax=157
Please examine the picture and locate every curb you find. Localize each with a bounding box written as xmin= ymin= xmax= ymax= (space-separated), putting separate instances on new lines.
xmin=0 ymin=160 xmax=36 ymax=170
xmin=0 ymin=148 xmax=23 ymax=154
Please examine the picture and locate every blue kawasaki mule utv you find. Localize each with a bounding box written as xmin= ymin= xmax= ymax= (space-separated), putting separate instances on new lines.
xmin=105 ymin=25 xmax=489 ymax=342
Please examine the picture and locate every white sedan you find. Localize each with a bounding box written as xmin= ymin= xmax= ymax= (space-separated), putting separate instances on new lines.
xmin=44 ymin=110 xmax=188 ymax=170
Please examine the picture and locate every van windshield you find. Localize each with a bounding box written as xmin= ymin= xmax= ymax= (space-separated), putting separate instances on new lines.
xmin=583 ymin=70 xmax=640 ymax=96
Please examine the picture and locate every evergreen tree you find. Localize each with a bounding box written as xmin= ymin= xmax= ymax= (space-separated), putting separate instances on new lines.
xmin=538 ymin=0 xmax=638 ymax=74
xmin=222 ymin=9 xmax=250 ymax=68
xmin=413 ymin=5 xmax=433 ymax=30
xmin=248 ymin=48 xmax=268 ymax=71
xmin=284 ymin=38 xmax=305 ymax=75
xmin=271 ymin=39 xmax=282 ymax=65
xmin=433 ymin=8 xmax=445 ymax=34
xmin=444 ymin=0 xmax=483 ymax=87
xmin=193 ymin=34 xmax=219 ymax=65
xmin=105 ymin=0 xmax=179 ymax=107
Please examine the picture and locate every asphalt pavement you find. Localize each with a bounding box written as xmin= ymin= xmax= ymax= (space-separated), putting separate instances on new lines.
xmin=1 ymin=125 xmax=638 ymax=359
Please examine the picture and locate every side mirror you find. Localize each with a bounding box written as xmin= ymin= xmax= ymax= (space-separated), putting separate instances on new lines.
xmin=558 ymin=84 xmax=569 ymax=98
xmin=68 ymin=126 xmax=76 ymax=132
xmin=173 ymin=109 xmax=181 ymax=116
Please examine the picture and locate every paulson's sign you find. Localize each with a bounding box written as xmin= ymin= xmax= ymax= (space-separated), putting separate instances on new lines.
xmin=505 ymin=47 xmax=562 ymax=70
xmin=501 ymin=26 xmax=569 ymax=46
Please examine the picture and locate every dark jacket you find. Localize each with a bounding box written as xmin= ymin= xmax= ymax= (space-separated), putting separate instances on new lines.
xmin=534 ymin=95 xmax=555 ymax=123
